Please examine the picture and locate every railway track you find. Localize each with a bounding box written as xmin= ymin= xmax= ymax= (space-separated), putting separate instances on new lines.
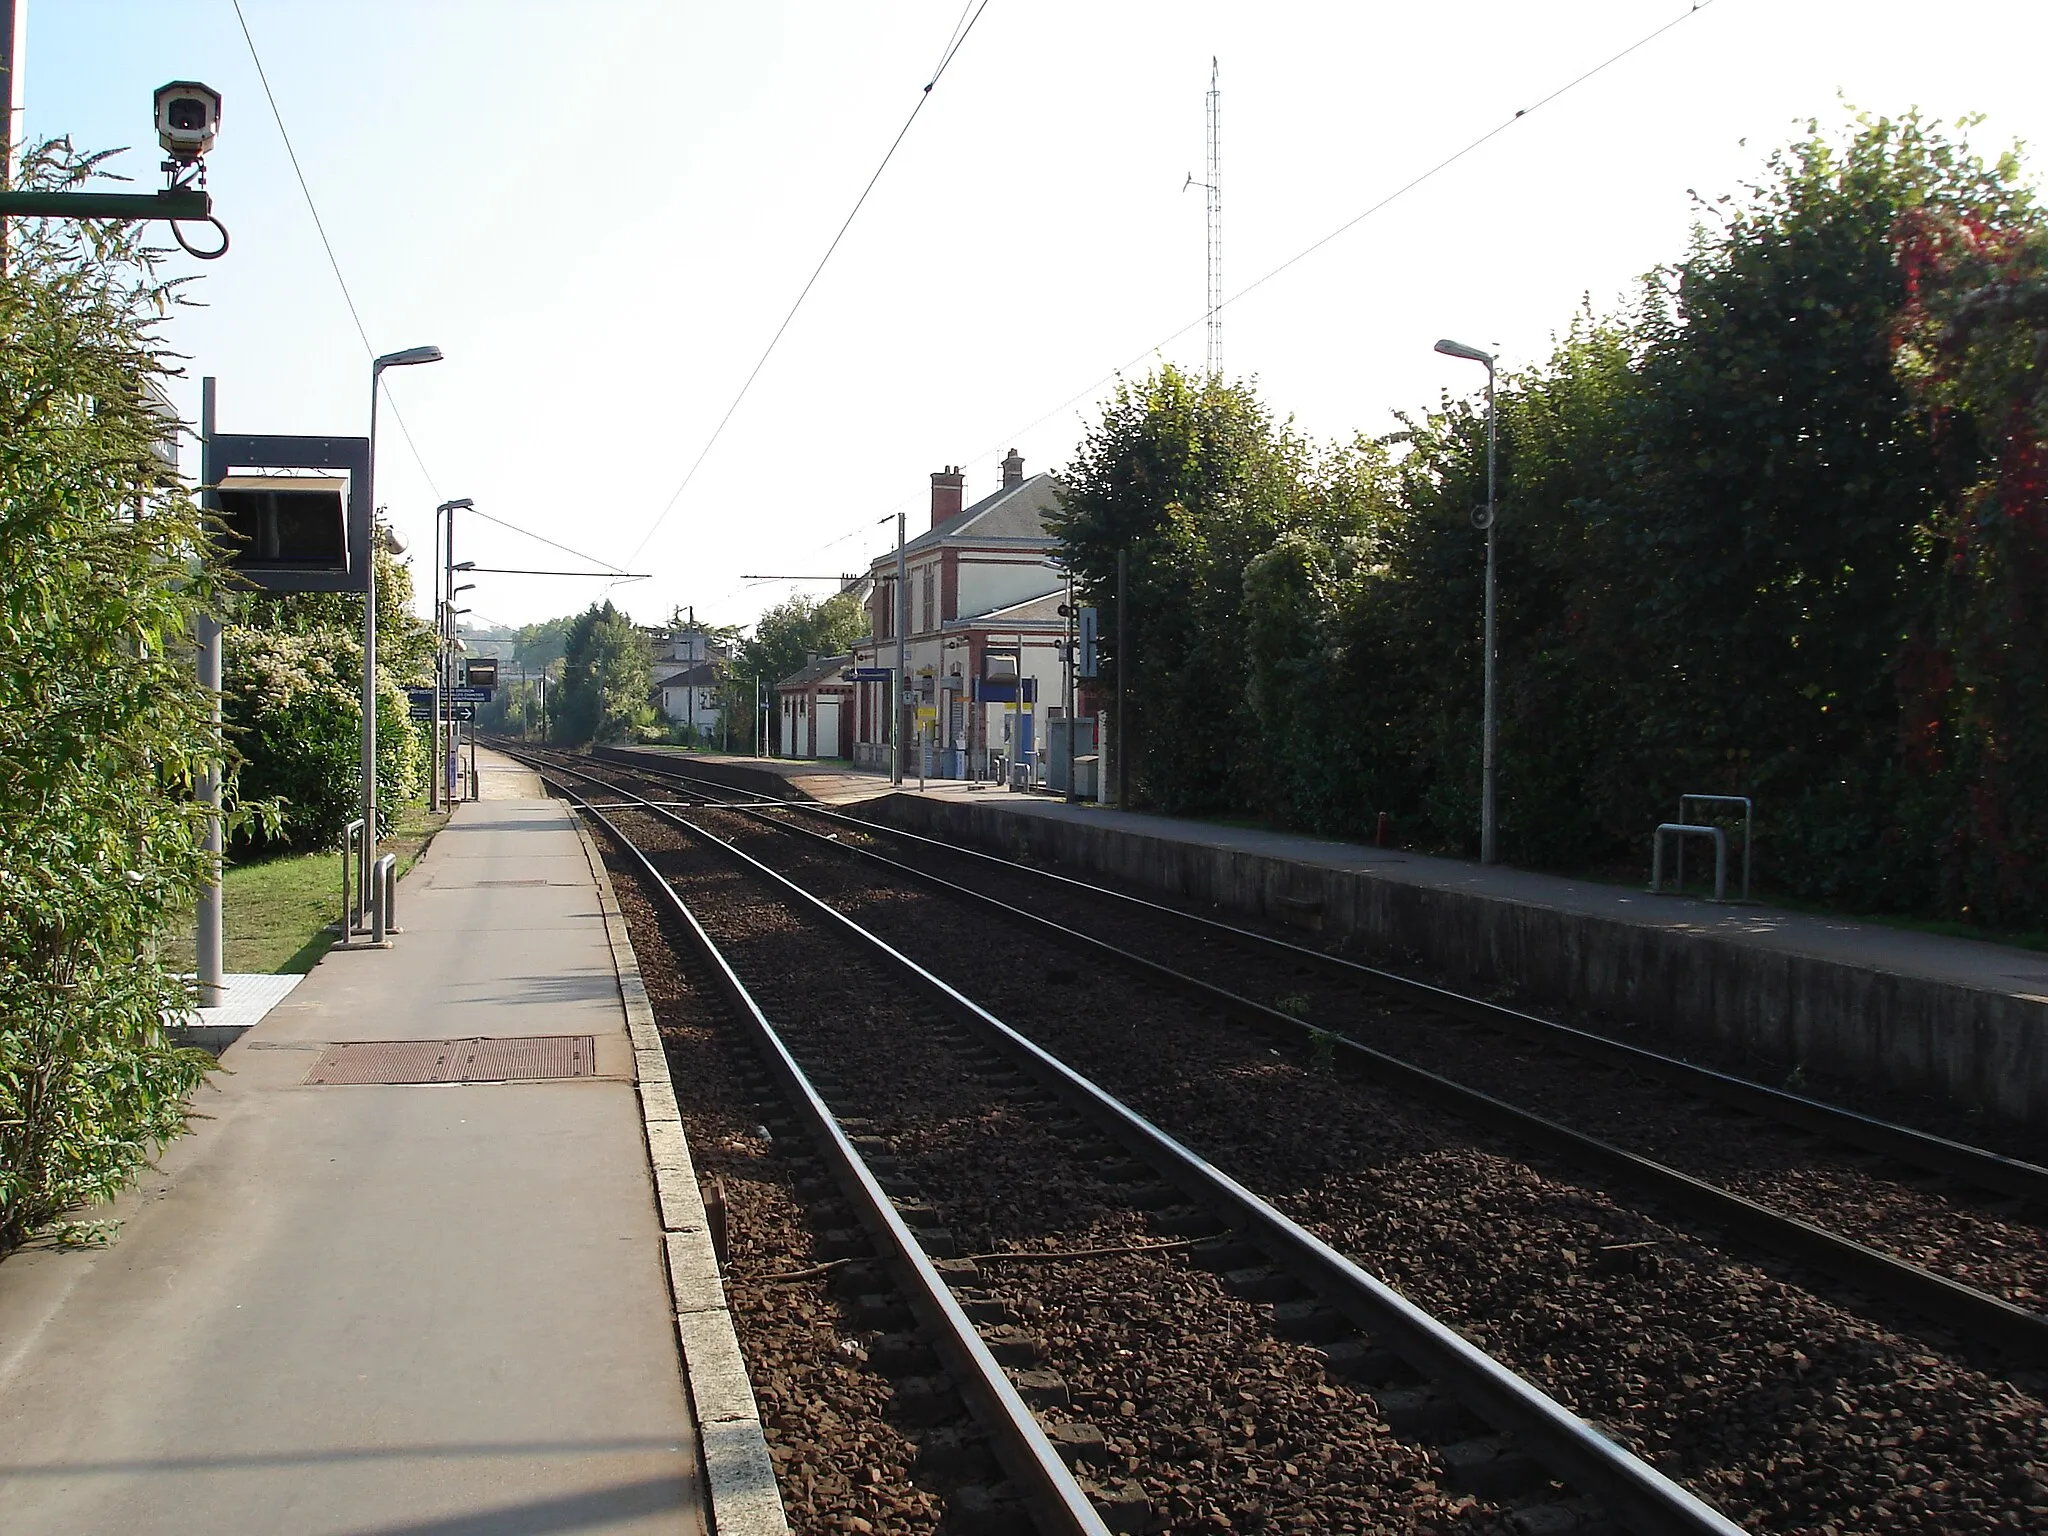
xmin=575 ymin=748 xmax=2048 ymax=1315
xmin=513 ymin=746 xmax=2048 ymax=1532
xmin=535 ymin=751 xmax=1741 ymax=1534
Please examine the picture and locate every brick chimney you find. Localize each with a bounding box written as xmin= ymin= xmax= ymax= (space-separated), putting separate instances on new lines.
xmin=1000 ymin=448 xmax=1024 ymax=489
xmin=930 ymin=465 xmax=965 ymax=528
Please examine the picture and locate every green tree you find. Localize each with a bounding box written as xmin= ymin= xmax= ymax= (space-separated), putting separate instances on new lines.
xmin=512 ymin=614 xmax=575 ymax=675
xmin=1891 ymin=169 xmax=2048 ymax=923
xmin=732 ymin=591 xmax=865 ymax=753
xmin=1056 ymin=114 xmax=2048 ymax=927
xmin=1053 ymin=365 xmax=1383 ymax=813
xmin=551 ymin=600 xmax=652 ymax=745
xmin=0 ymin=143 xmax=220 ymax=1254
xmin=220 ymin=541 xmax=433 ymax=847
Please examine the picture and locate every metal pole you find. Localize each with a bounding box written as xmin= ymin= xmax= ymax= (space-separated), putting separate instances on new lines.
xmin=195 ymin=374 xmax=223 ymax=1007
xmin=444 ymin=503 xmax=459 ymax=803
xmin=1115 ymin=546 xmax=1128 ymax=810
xmin=1480 ymin=361 xmax=1498 ymax=866
xmin=1064 ymin=570 xmax=1078 ymax=804
xmin=0 ymin=0 xmax=22 ymax=277
xmin=891 ymin=507 xmax=907 ymax=785
xmin=362 ymin=364 xmax=384 ymax=867
xmin=429 ymin=507 xmax=442 ymax=813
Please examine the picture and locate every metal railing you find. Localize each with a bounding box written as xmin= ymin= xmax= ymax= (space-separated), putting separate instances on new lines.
xmin=1652 ymin=822 xmax=1728 ymax=901
xmin=342 ymin=818 xmax=369 ymax=935
xmin=1680 ymin=793 xmax=1752 ymax=900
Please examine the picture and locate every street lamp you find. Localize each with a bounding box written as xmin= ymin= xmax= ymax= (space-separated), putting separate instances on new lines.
xmin=431 ymin=497 xmax=472 ymax=811
xmin=1435 ymin=337 xmax=1499 ymax=866
xmin=363 ymin=345 xmax=443 ymax=856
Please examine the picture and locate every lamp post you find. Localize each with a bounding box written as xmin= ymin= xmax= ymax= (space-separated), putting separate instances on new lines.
xmin=891 ymin=507 xmax=907 ymax=786
xmin=1434 ymin=337 xmax=1499 ymax=865
xmin=430 ymin=497 xmax=472 ymax=812
xmin=363 ymin=345 xmax=442 ymax=857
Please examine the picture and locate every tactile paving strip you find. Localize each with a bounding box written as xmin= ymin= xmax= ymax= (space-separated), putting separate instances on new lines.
xmin=306 ymin=1035 xmax=595 ymax=1085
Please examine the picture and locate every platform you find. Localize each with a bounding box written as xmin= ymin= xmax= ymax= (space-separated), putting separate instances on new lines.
xmin=621 ymin=750 xmax=2048 ymax=1125
xmin=0 ymin=757 xmax=772 ymax=1535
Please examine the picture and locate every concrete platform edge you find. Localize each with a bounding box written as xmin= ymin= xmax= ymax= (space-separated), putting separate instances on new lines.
xmin=855 ymin=792 xmax=2048 ymax=1125
xmin=574 ymin=814 xmax=791 ymax=1536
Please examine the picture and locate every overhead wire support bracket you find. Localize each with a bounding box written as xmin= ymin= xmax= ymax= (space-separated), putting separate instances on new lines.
xmin=0 ymin=186 xmax=210 ymax=219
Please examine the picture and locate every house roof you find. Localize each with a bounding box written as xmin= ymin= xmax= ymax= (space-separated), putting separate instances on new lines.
xmin=881 ymin=471 xmax=1063 ymax=563
xmin=654 ymin=662 xmax=720 ymax=688
xmin=775 ymin=652 xmax=852 ymax=691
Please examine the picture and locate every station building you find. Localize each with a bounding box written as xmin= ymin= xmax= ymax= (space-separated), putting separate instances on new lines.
xmin=829 ymin=452 xmax=1074 ymax=779
xmin=775 ymin=651 xmax=855 ymax=760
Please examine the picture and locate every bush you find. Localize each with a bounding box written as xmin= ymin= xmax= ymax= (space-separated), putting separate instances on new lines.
xmin=224 ymin=629 xmax=425 ymax=850
xmin=0 ymin=142 xmax=219 ymax=1255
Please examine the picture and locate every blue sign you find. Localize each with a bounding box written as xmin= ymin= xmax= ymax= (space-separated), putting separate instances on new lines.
xmin=972 ymin=677 xmax=1038 ymax=704
xmin=1078 ymin=606 xmax=1099 ymax=678
xmin=449 ymin=685 xmax=493 ymax=703
xmin=844 ymin=667 xmax=892 ymax=682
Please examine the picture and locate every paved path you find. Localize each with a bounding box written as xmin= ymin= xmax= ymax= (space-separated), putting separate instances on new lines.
xmin=639 ymin=750 xmax=2048 ymax=1005
xmin=0 ymin=787 xmax=707 ymax=1536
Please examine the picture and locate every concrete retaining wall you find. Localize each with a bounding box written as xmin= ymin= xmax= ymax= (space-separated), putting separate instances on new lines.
xmin=856 ymin=794 xmax=2048 ymax=1126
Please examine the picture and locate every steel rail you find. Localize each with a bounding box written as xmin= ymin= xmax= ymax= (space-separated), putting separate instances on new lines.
xmin=665 ymin=791 xmax=2048 ymax=1369
xmin=524 ymin=751 xmax=1747 ymax=1536
xmin=552 ymin=774 xmax=1113 ymax=1536
xmin=589 ymin=745 xmax=2048 ymax=1208
xmin=538 ymin=748 xmax=2048 ymax=1363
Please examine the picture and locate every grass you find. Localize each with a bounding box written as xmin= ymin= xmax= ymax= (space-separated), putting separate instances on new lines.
xmin=221 ymin=803 xmax=448 ymax=975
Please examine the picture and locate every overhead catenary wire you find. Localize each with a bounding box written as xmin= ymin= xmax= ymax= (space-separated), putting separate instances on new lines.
xmin=230 ymin=0 xmax=441 ymax=498
xmin=627 ymin=0 xmax=995 ymax=564
xmin=463 ymin=505 xmax=630 ymax=576
xmin=783 ymin=0 xmax=1722 ymax=578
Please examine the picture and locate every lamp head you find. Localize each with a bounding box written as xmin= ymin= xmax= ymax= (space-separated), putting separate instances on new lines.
xmin=438 ymin=496 xmax=474 ymax=513
xmin=453 ymin=560 xmax=477 ymax=571
xmin=1434 ymin=338 xmax=1494 ymax=365
xmin=375 ymin=345 xmax=444 ymax=372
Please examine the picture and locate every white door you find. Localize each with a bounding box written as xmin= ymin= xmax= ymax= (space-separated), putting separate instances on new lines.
xmin=816 ymin=698 xmax=841 ymax=759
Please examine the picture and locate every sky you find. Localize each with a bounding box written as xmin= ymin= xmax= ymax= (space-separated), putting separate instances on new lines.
xmin=28 ymin=1 xmax=2048 ymax=630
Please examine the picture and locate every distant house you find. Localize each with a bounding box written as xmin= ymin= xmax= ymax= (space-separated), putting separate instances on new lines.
xmin=644 ymin=623 xmax=728 ymax=737
xmin=843 ymin=450 xmax=1078 ymax=778
xmin=774 ymin=653 xmax=854 ymax=760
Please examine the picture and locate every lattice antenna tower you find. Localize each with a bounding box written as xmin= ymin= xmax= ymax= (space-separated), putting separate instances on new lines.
xmin=1183 ymin=59 xmax=1224 ymax=376
xmin=1204 ymin=57 xmax=1222 ymax=376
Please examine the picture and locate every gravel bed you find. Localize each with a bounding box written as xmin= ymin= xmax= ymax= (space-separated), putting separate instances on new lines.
xmin=610 ymin=804 xmax=1545 ymax=1536
xmin=735 ymin=804 xmax=2048 ymax=1312
xmin=597 ymin=832 xmax=947 ymax=1534
xmin=674 ymin=803 xmax=2048 ymax=1535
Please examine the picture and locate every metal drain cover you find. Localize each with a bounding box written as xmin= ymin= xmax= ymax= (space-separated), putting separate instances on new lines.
xmin=307 ymin=1035 xmax=596 ymax=1085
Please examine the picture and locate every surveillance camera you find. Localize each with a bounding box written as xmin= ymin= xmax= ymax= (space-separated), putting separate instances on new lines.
xmin=155 ymin=81 xmax=222 ymax=164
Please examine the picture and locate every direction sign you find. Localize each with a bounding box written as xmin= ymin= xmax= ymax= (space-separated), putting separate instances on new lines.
xmin=1077 ymin=606 xmax=1099 ymax=678
xmin=845 ymin=666 xmax=892 ymax=682
xmin=449 ymin=685 xmax=494 ymax=703
xmin=407 ymin=703 xmax=434 ymax=721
